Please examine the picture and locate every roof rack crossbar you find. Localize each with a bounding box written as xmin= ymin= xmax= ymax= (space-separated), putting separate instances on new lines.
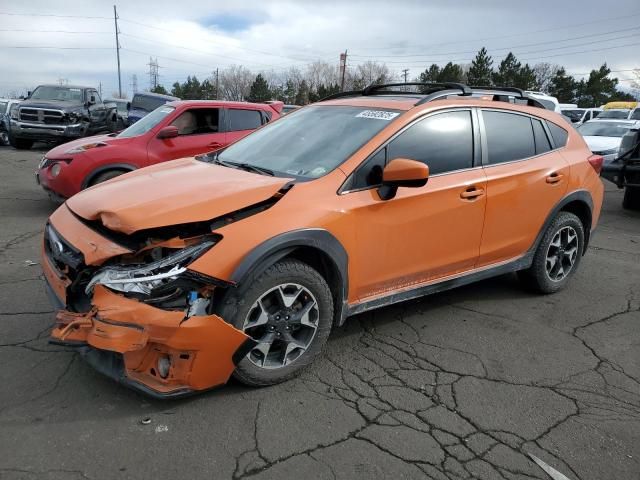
xmin=362 ymin=82 xmax=471 ymax=96
xmin=469 ymin=85 xmax=526 ymax=96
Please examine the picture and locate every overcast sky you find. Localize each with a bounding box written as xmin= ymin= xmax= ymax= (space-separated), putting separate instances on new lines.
xmin=1 ymin=0 xmax=639 ymax=98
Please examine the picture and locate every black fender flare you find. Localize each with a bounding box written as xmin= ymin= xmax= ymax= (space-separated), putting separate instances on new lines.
xmin=82 ymin=163 xmax=137 ymax=189
xmin=229 ymin=228 xmax=349 ymax=324
xmin=529 ymin=189 xmax=594 ymax=257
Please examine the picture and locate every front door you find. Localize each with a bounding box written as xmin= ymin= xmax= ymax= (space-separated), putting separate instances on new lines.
xmin=343 ymin=109 xmax=487 ymax=301
xmin=147 ymin=107 xmax=226 ymax=164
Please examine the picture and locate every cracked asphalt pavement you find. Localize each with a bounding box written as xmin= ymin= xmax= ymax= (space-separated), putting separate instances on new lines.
xmin=1 ymin=145 xmax=639 ymax=480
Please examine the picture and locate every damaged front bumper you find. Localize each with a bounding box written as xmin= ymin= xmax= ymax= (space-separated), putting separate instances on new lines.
xmin=44 ymin=256 xmax=254 ymax=399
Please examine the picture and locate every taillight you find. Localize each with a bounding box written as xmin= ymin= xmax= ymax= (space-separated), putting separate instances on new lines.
xmin=588 ymin=154 xmax=603 ymax=174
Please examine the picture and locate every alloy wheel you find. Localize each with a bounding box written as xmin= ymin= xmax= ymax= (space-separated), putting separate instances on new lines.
xmin=545 ymin=226 xmax=579 ymax=282
xmin=242 ymin=283 xmax=320 ymax=369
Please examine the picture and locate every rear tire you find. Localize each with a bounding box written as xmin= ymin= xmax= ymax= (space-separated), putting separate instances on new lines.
xmin=0 ymin=130 xmax=8 ymax=146
xmin=215 ymin=259 xmax=334 ymax=387
xmin=622 ymin=186 xmax=640 ymax=210
xmin=518 ymin=211 xmax=584 ymax=294
xmin=88 ymin=169 xmax=127 ymax=187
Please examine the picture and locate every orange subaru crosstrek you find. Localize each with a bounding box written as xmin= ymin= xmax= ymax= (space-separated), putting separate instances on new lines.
xmin=43 ymin=83 xmax=604 ymax=398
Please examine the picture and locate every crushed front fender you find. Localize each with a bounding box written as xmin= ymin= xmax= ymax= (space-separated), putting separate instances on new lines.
xmin=50 ymin=285 xmax=254 ymax=398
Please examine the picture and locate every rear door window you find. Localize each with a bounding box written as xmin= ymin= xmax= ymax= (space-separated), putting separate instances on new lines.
xmin=482 ymin=111 xmax=535 ymax=165
xmin=386 ymin=110 xmax=474 ymax=175
xmin=228 ymin=109 xmax=262 ymax=131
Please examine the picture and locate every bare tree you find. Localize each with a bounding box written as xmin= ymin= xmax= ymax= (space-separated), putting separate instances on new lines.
xmin=305 ymin=60 xmax=340 ymax=90
xmin=219 ymin=65 xmax=253 ymax=101
xmin=533 ymin=63 xmax=560 ymax=93
xmin=348 ymin=61 xmax=395 ymax=90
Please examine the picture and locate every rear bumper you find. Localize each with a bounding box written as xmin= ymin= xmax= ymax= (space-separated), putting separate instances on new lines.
xmin=602 ymin=162 xmax=640 ymax=187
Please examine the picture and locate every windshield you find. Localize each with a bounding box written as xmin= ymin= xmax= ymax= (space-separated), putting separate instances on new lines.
xmin=131 ymin=95 xmax=171 ymax=112
xmin=107 ymin=100 xmax=128 ymax=114
xmin=30 ymin=86 xmax=83 ymax=103
xmin=217 ymin=105 xmax=401 ymax=179
xmin=598 ymin=110 xmax=629 ymax=119
xmin=561 ymin=109 xmax=585 ymax=122
xmin=117 ymin=105 xmax=174 ymax=138
xmin=630 ymin=109 xmax=640 ymax=120
xmin=578 ymin=122 xmax=632 ymax=138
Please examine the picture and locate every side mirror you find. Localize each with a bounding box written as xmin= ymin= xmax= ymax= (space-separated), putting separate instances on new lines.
xmin=88 ymin=95 xmax=96 ymax=105
xmin=378 ymin=158 xmax=429 ymax=200
xmin=26 ymin=91 xmax=32 ymax=98
xmin=157 ymin=125 xmax=179 ymax=139
xmin=126 ymin=102 xmax=131 ymax=110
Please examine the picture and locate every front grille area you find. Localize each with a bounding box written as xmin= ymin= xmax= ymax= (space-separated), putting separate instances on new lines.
xmin=19 ymin=108 xmax=65 ymax=124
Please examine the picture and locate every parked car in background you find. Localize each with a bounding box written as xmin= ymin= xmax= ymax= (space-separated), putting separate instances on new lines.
xmin=561 ymin=107 xmax=602 ymax=126
xmin=602 ymin=126 xmax=640 ymax=210
xmin=9 ymin=85 xmax=118 ymax=150
xmin=36 ymin=100 xmax=283 ymax=200
xmin=602 ymin=101 xmax=637 ymax=111
xmin=577 ymin=119 xmax=637 ymax=164
xmin=104 ymin=98 xmax=129 ymax=129
xmin=0 ymin=98 xmax=21 ymax=145
xmin=628 ymin=107 xmax=640 ymax=121
xmin=127 ymin=92 xmax=179 ymax=125
xmin=525 ymin=91 xmax=561 ymax=112
xmin=44 ymin=83 xmax=603 ymax=396
xmin=597 ymin=109 xmax=631 ymax=120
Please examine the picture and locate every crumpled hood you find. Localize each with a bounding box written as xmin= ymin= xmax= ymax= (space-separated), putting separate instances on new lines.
xmin=19 ymin=100 xmax=84 ymax=111
xmin=46 ymin=134 xmax=134 ymax=159
xmin=582 ymin=136 xmax=622 ymax=153
xmin=66 ymin=158 xmax=292 ymax=234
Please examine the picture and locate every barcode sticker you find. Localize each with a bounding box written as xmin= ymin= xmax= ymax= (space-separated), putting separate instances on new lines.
xmin=356 ymin=110 xmax=399 ymax=120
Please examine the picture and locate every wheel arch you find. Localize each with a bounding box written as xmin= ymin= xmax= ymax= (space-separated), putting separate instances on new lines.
xmin=82 ymin=163 xmax=137 ymax=189
xmin=533 ymin=190 xmax=594 ymax=255
xmin=228 ymin=229 xmax=349 ymax=326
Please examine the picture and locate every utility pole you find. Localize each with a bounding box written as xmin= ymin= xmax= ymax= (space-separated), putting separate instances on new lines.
xmin=99 ymin=81 xmax=102 ymax=97
xmin=340 ymin=50 xmax=348 ymax=92
xmin=113 ymin=5 xmax=122 ymax=98
xmin=401 ymin=68 xmax=409 ymax=91
xmin=215 ymin=68 xmax=219 ymax=100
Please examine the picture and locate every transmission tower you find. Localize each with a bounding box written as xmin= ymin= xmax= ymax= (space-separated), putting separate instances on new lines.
xmin=130 ymin=74 xmax=138 ymax=94
xmin=148 ymin=58 xmax=160 ymax=89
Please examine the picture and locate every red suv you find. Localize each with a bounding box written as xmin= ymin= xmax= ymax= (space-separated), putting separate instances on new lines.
xmin=36 ymin=100 xmax=282 ymax=200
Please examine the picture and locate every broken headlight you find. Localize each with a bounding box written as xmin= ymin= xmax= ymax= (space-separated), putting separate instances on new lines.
xmin=86 ymin=241 xmax=214 ymax=296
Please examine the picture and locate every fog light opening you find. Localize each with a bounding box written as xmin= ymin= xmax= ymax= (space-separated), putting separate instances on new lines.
xmin=157 ymin=356 xmax=171 ymax=379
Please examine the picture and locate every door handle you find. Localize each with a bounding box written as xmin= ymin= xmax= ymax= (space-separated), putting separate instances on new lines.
xmin=460 ymin=186 xmax=485 ymax=200
xmin=546 ymin=172 xmax=564 ymax=184
xmin=208 ymin=142 xmax=223 ymax=148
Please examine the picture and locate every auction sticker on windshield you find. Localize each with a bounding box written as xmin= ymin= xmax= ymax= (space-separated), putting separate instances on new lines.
xmin=356 ymin=110 xmax=400 ymax=120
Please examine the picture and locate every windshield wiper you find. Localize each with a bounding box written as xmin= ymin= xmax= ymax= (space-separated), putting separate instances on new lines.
xmin=213 ymin=158 xmax=274 ymax=176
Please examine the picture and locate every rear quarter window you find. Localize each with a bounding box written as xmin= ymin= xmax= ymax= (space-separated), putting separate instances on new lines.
xmin=546 ymin=121 xmax=569 ymax=148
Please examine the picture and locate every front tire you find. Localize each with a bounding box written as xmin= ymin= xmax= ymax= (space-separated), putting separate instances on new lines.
xmin=622 ymin=186 xmax=640 ymax=210
xmin=518 ymin=212 xmax=585 ymax=294
xmin=9 ymin=136 xmax=33 ymax=150
xmin=0 ymin=129 xmax=8 ymax=146
xmin=88 ymin=169 xmax=127 ymax=187
xmin=215 ymin=259 xmax=334 ymax=387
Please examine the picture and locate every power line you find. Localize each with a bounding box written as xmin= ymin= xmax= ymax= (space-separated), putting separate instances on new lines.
xmin=0 ymin=11 xmax=111 ymax=19
xmin=0 ymin=29 xmax=111 ymax=34
xmin=355 ymin=10 xmax=640 ymax=52
xmin=350 ymin=26 xmax=640 ymax=59
xmin=0 ymin=46 xmax=112 ymax=50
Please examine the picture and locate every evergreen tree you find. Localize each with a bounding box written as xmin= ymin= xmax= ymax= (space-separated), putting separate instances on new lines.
xmin=492 ymin=52 xmax=521 ymax=87
xmin=467 ymin=47 xmax=493 ymax=86
xmin=283 ymin=80 xmax=297 ymax=104
xmin=517 ymin=64 xmax=539 ymax=90
xmin=418 ymin=64 xmax=441 ymax=92
xmin=580 ymin=64 xmax=620 ymax=107
xmin=171 ymin=82 xmax=183 ymax=98
xmin=294 ymin=80 xmax=310 ymax=105
xmin=548 ymin=68 xmax=576 ymax=103
xmin=247 ymin=74 xmax=272 ymax=102
xmin=437 ymin=62 xmax=465 ymax=83
xmin=150 ymin=85 xmax=168 ymax=95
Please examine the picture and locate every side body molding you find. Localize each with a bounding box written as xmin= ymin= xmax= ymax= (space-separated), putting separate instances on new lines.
xmin=229 ymin=229 xmax=350 ymax=324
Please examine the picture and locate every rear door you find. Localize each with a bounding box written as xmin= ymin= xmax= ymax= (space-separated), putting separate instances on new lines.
xmin=344 ymin=109 xmax=487 ymax=301
xmin=87 ymin=89 xmax=107 ymax=132
xmin=146 ymin=107 xmax=225 ymax=164
xmin=225 ymin=107 xmax=265 ymax=144
xmin=477 ymin=109 xmax=570 ymax=266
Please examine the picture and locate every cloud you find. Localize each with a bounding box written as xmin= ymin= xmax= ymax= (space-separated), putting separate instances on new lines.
xmin=1 ymin=0 xmax=638 ymax=98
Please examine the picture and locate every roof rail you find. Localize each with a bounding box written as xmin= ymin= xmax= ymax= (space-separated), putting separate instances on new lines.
xmin=320 ymin=83 xmax=546 ymax=109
